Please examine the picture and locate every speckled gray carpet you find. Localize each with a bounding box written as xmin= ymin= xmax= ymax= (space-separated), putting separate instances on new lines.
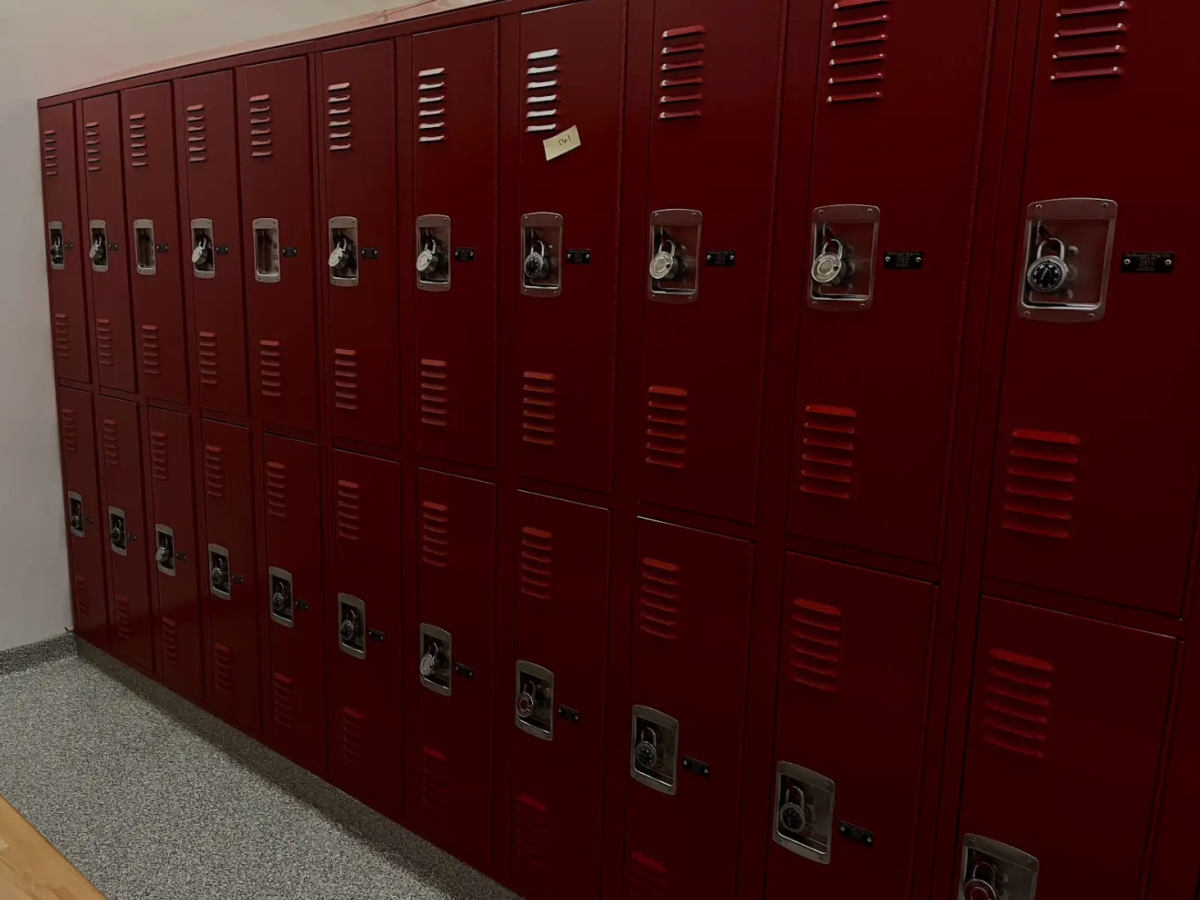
xmin=0 ymin=654 xmax=516 ymax=900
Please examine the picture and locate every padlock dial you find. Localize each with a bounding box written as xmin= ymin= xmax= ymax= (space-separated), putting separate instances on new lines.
xmin=340 ymin=611 xmax=358 ymax=640
xmin=416 ymin=244 xmax=441 ymax=275
xmin=1026 ymin=257 xmax=1071 ymax=293
xmin=635 ymin=740 xmax=659 ymax=770
xmin=779 ymin=802 xmax=807 ymax=834
xmin=962 ymin=880 xmax=998 ymax=900
xmin=525 ymin=249 xmax=549 ymax=280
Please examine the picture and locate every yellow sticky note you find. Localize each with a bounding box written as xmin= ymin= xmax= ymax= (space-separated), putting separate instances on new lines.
xmin=543 ymin=125 xmax=581 ymax=162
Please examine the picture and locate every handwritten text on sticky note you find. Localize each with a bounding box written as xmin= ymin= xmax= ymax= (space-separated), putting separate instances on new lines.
xmin=543 ymin=125 xmax=582 ymax=162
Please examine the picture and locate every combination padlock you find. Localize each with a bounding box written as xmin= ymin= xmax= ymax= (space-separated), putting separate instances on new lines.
xmin=271 ymin=585 xmax=290 ymax=615
xmin=191 ymin=235 xmax=212 ymax=267
xmin=70 ymin=510 xmax=84 ymax=532
xmin=649 ymin=238 xmax=680 ymax=282
xmin=517 ymin=681 xmax=538 ymax=719
xmin=211 ymin=558 xmax=228 ymax=591
xmin=340 ymin=609 xmax=359 ymax=642
xmin=90 ymin=235 xmax=105 ymax=262
xmin=811 ymin=237 xmax=850 ymax=286
xmin=1026 ymin=236 xmax=1072 ymax=294
xmin=155 ymin=543 xmax=170 ymax=564
xmin=524 ymin=240 xmax=550 ymax=281
xmin=419 ymin=643 xmax=441 ymax=678
xmin=962 ymin=862 xmax=999 ymax=900
xmin=49 ymin=234 xmax=65 ymax=267
xmin=416 ymin=239 xmax=443 ymax=276
xmin=328 ymin=236 xmax=353 ymax=270
xmin=634 ymin=727 xmax=661 ymax=771
xmin=778 ymin=785 xmax=808 ymax=835
xmin=110 ymin=520 xmax=124 ymax=545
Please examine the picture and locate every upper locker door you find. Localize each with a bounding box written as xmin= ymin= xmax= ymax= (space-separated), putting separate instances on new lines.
xmin=787 ymin=0 xmax=994 ymax=563
xmin=40 ymin=104 xmax=90 ymax=383
xmin=321 ymin=42 xmax=400 ymax=449
xmin=412 ymin=470 xmax=496 ymax=868
xmin=82 ymin=95 xmax=136 ymax=392
xmin=412 ymin=23 xmax=498 ymax=469
xmin=637 ymin=0 xmax=784 ymax=525
xmin=147 ymin=408 xmax=205 ymax=699
xmin=238 ymin=58 xmax=320 ymax=434
xmin=514 ymin=0 xmax=623 ymax=493
xmin=122 ymin=83 xmax=189 ymax=404
xmin=181 ymin=71 xmax=249 ymax=417
xmin=957 ymin=598 xmax=1176 ymax=899
xmin=200 ymin=420 xmax=261 ymax=733
xmin=984 ymin=0 xmax=1200 ymax=614
xmin=626 ymin=518 xmax=754 ymax=900
xmin=57 ymin=387 xmax=108 ymax=646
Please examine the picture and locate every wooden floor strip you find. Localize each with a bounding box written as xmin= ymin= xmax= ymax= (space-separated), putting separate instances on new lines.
xmin=0 ymin=794 xmax=105 ymax=899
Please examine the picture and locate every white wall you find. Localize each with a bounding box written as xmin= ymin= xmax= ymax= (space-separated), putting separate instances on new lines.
xmin=0 ymin=0 xmax=398 ymax=652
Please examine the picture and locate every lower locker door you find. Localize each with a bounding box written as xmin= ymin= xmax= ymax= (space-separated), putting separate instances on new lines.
xmin=148 ymin=409 xmax=204 ymax=698
xmin=510 ymin=491 xmax=610 ymax=900
xmin=412 ymin=470 xmax=495 ymax=866
xmin=58 ymin=388 xmax=109 ymax=647
xmin=262 ymin=434 xmax=326 ymax=775
xmin=956 ymin=597 xmax=1176 ymax=900
xmin=766 ymin=554 xmax=934 ymax=897
xmin=200 ymin=420 xmax=261 ymax=732
xmin=327 ymin=450 xmax=403 ymax=816
xmin=625 ymin=518 xmax=753 ymax=900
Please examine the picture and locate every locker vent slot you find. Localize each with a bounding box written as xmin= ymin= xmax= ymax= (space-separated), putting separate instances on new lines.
xmin=786 ymin=597 xmax=841 ymax=693
xmin=1051 ymin=1 xmax=1129 ymax=81
xmin=341 ymin=707 xmax=365 ymax=767
xmin=96 ymin=319 xmax=115 ymax=368
xmin=248 ymin=93 xmax=273 ymax=158
xmin=645 ymin=386 xmax=687 ymax=469
xmin=327 ymin=82 xmax=353 ymax=152
xmin=518 ymin=526 xmax=553 ymax=601
xmin=115 ymin=595 xmax=132 ymax=641
xmin=74 ymin=575 xmax=90 ymax=622
xmin=657 ymin=26 xmax=706 ymax=120
xmin=128 ymin=112 xmax=148 ymax=167
xmin=198 ymin=331 xmax=220 ymax=387
xmin=982 ymin=648 xmax=1053 ymax=759
xmin=525 ymin=48 xmax=560 ymax=133
xmin=53 ymin=314 xmax=72 ymax=360
xmin=798 ymin=404 xmax=856 ymax=500
xmin=417 ymin=66 xmax=448 ymax=143
xmin=627 ymin=851 xmax=670 ymax=899
xmin=827 ymin=0 xmax=889 ymax=102
xmin=203 ymin=444 xmax=225 ymax=498
xmin=85 ymin=120 xmax=101 ymax=172
xmin=186 ymin=103 xmax=207 ymax=163
xmin=419 ymin=359 xmax=449 ymax=427
xmin=336 ymin=479 xmax=361 ymax=542
xmin=515 ymin=794 xmax=551 ymax=867
xmin=266 ymin=460 xmax=287 ymax=518
xmin=333 ymin=348 xmax=359 ymax=411
xmin=421 ymin=746 xmax=449 ymax=809
xmin=259 ymin=340 xmax=283 ymax=399
xmin=42 ymin=128 xmax=58 ymax=176
xmin=161 ymin=616 xmax=179 ymax=667
xmin=60 ymin=406 xmax=78 ymax=454
xmin=212 ymin=643 xmax=233 ymax=695
xmin=272 ymin=673 xmax=295 ymax=730
xmin=102 ymin=418 xmax=120 ymax=467
xmin=149 ymin=430 xmax=169 ymax=481
xmin=1001 ymin=429 xmax=1079 ymax=539
xmin=140 ymin=325 xmax=162 ymax=378
xmin=522 ymin=372 xmax=557 ymax=446
xmin=421 ymin=500 xmax=450 ymax=568
xmin=638 ymin=558 xmax=681 ymax=641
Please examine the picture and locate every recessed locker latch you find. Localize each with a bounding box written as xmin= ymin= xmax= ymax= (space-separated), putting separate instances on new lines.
xmin=631 ymin=705 xmax=680 ymax=795
xmin=108 ymin=506 xmax=128 ymax=556
xmin=133 ymin=219 xmax=156 ymax=276
xmin=328 ymin=216 xmax=359 ymax=287
xmin=208 ymin=543 xmax=231 ymax=599
xmin=515 ymin=661 xmax=555 ymax=741
xmin=89 ymin=220 xmax=109 ymax=272
xmin=774 ymin=761 xmax=835 ymax=865
xmin=48 ymin=221 xmax=66 ymax=270
xmin=415 ymin=214 xmax=451 ymax=292
xmin=67 ymin=491 xmax=86 ymax=538
xmin=269 ymin=566 xmax=294 ymax=627
xmin=809 ymin=204 xmax=880 ymax=311
xmin=959 ymin=835 xmax=1039 ymax=900
xmin=253 ymin=218 xmax=281 ymax=283
xmin=418 ymin=624 xmax=453 ymax=696
xmin=1019 ymin=198 xmax=1117 ymax=323
xmin=338 ymin=593 xmax=367 ymax=659
xmin=521 ymin=212 xmax=563 ymax=297
xmin=648 ymin=209 xmax=701 ymax=302
xmin=191 ymin=218 xmax=215 ymax=279
xmin=154 ymin=524 xmax=175 ymax=576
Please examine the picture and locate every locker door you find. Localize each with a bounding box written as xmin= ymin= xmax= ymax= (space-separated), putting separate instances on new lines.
xmin=514 ymin=0 xmax=623 ymax=493
xmin=122 ymin=83 xmax=189 ymax=404
xmin=40 ymin=104 xmax=90 ymax=383
xmin=412 ymin=22 xmax=498 ymax=469
xmin=321 ymin=43 xmax=400 ymax=449
xmin=637 ymin=0 xmax=784 ymax=525
xmin=97 ymin=396 xmax=154 ymax=670
xmin=181 ymin=71 xmax=249 ymax=417
xmin=327 ymin=450 xmax=403 ymax=815
xmin=510 ymin=491 xmax=610 ymax=900
xmin=625 ymin=518 xmax=753 ymax=899
xmin=787 ymin=0 xmax=995 ymax=563
xmin=200 ymin=420 xmax=261 ymax=732
xmin=82 ymin=94 xmax=136 ymax=392
xmin=147 ymin=408 xmax=204 ymax=699
xmin=238 ymin=58 xmax=320 ymax=433
xmin=262 ymin=434 xmax=326 ymax=775
xmin=957 ymin=598 xmax=1176 ymax=899
xmin=412 ymin=470 xmax=495 ymax=866
xmin=765 ymin=554 xmax=933 ymax=897
xmin=984 ymin=0 xmax=1200 ymax=614
xmin=57 ymin=388 xmax=108 ymax=646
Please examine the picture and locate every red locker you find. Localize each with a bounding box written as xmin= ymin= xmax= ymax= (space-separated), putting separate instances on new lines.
xmin=321 ymin=42 xmax=400 ymax=449
xmin=199 ymin=420 xmax=261 ymax=732
xmin=97 ymin=396 xmax=154 ymax=670
xmin=956 ymin=598 xmax=1175 ymax=899
xmin=40 ymin=104 xmax=90 ymax=383
xmin=327 ymin=450 xmax=403 ymax=815
xmin=514 ymin=0 xmax=623 ymax=493
xmin=411 ymin=470 xmax=495 ymax=866
xmin=765 ymin=554 xmax=933 ymax=897
xmin=636 ymin=0 xmax=784 ymax=525
xmin=262 ymin=434 xmax=326 ymax=775
xmin=82 ymin=94 xmax=137 ymax=392
xmin=510 ymin=491 xmax=610 ymax=900
xmin=786 ymin=0 xmax=995 ymax=563
xmin=147 ymin=408 xmax=205 ymax=699
xmin=238 ymin=58 xmax=321 ymax=433
xmin=412 ymin=22 xmax=498 ymax=469
xmin=122 ymin=83 xmax=189 ymax=404
xmin=625 ymin=518 xmax=753 ymax=899
xmin=181 ymin=71 xmax=249 ymax=417
xmin=983 ymin=0 xmax=1200 ymax=615
xmin=57 ymin=387 xmax=108 ymax=646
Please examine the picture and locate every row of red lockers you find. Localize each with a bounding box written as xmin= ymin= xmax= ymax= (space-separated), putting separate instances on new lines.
xmin=37 ymin=0 xmax=1200 ymax=897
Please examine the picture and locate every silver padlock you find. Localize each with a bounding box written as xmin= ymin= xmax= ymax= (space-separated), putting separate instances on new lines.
xmin=155 ymin=544 xmax=169 ymax=563
xmin=811 ymin=237 xmax=849 ymax=286
xmin=962 ymin=862 xmax=999 ymax=900
xmin=634 ymin=727 xmax=661 ymax=770
xmin=420 ymin=643 xmax=441 ymax=678
xmin=328 ymin=237 xmax=351 ymax=269
xmin=649 ymin=238 xmax=680 ymax=282
xmin=339 ymin=610 xmax=358 ymax=641
xmin=778 ymin=785 xmax=808 ymax=835
xmin=524 ymin=239 xmax=550 ymax=281
xmin=517 ymin=681 xmax=537 ymax=719
xmin=271 ymin=588 xmax=288 ymax=615
xmin=416 ymin=239 xmax=441 ymax=276
xmin=1026 ymin=236 xmax=1072 ymax=294
xmin=191 ymin=235 xmax=212 ymax=266
xmin=89 ymin=235 xmax=104 ymax=261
